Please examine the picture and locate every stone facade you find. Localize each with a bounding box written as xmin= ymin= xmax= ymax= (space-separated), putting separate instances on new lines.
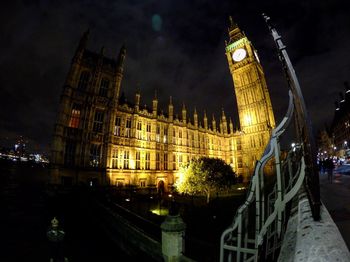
xmin=50 ymin=20 xmax=275 ymax=189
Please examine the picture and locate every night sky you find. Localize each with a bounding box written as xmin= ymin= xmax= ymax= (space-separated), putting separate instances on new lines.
xmin=1 ymin=0 xmax=350 ymax=153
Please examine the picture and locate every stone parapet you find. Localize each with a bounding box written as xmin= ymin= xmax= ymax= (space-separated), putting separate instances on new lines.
xmin=278 ymin=195 xmax=350 ymax=262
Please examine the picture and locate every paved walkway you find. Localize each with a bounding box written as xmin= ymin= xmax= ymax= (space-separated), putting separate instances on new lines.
xmin=319 ymin=170 xmax=350 ymax=249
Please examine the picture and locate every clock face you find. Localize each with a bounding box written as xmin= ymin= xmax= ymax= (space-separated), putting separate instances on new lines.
xmin=232 ymin=48 xmax=247 ymax=62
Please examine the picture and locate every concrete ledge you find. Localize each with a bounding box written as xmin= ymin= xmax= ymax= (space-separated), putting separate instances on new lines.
xmin=278 ymin=196 xmax=350 ymax=262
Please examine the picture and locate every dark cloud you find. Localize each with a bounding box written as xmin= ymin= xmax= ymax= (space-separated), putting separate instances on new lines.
xmin=0 ymin=0 xmax=350 ymax=153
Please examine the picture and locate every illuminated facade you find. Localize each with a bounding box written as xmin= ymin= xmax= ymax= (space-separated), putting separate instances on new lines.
xmin=51 ymin=20 xmax=275 ymax=189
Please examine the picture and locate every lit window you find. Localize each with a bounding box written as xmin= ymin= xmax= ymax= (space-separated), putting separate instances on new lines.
xmin=163 ymin=127 xmax=168 ymax=143
xmin=125 ymin=119 xmax=131 ymax=137
xmin=77 ymin=71 xmax=90 ymax=90
xmin=136 ymin=151 xmax=140 ymax=170
xmin=123 ymin=150 xmax=129 ymax=169
xmin=136 ymin=122 xmax=142 ymax=140
xmin=173 ymin=154 xmax=176 ymax=170
xmin=93 ymin=111 xmax=104 ymax=133
xmin=145 ymin=152 xmax=150 ymax=170
xmin=156 ymin=125 xmax=160 ymax=142
xmin=179 ymin=155 xmax=182 ymax=168
xmin=156 ymin=153 xmax=160 ymax=170
xmin=147 ymin=123 xmax=151 ymax=141
xmin=164 ymin=153 xmax=168 ymax=170
xmin=114 ymin=117 xmax=121 ymax=136
xmin=69 ymin=104 xmax=81 ymax=128
xmin=99 ymin=78 xmax=109 ymax=97
xmin=112 ymin=148 xmax=118 ymax=169
xmin=140 ymin=179 xmax=146 ymax=187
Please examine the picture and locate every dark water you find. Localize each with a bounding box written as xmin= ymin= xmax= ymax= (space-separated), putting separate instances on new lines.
xmin=0 ymin=162 xmax=130 ymax=262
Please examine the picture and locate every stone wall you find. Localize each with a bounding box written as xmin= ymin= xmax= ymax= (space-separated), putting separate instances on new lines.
xmin=278 ymin=193 xmax=350 ymax=262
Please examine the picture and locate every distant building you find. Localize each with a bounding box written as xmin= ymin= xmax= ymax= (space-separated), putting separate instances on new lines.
xmin=330 ymin=82 xmax=350 ymax=157
xmin=50 ymin=18 xmax=275 ymax=190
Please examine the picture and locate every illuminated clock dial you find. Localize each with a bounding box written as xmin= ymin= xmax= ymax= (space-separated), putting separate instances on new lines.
xmin=232 ymin=48 xmax=247 ymax=62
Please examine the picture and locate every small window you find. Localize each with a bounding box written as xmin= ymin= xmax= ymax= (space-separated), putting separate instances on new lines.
xmin=93 ymin=111 xmax=104 ymax=133
xmin=123 ymin=151 xmax=129 ymax=169
xmin=125 ymin=119 xmax=131 ymax=137
xmin=77 ymin=71 xmax=90 ymax=90
xmin=145 ymin=152 xmax=150 ymax=170
xmin=112 ymin=148 xmax=118 ymax=169
xmin=140 ymin=179 xmax=146 ymax=188
xmin=114 ymin=117 xmax=121 ymax=136
xmin=69 ymin=104 xmax=81 ymax=128
xmin=90 ymin=144 xmax=101 ymax=167
xmin=136 ymin=151 xmax=141 ymax=170
xmin=99 ymin=78 xmax=109 ymax=97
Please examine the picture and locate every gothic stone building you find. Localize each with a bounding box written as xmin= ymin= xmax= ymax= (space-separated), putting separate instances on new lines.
xmin=51 ymin=19 xmax=275 ymax=190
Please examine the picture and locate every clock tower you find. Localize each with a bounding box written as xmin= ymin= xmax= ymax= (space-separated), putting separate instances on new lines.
xmin=226 ymin=17 xmax=275 ymax=175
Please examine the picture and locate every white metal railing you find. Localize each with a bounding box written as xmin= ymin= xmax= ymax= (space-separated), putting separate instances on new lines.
xmin=220 ymin=90 xmax=307 ymax=261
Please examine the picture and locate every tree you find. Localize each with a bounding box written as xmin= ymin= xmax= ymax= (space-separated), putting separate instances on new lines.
xmin=175 ymin=157 xmax=236 ymax=203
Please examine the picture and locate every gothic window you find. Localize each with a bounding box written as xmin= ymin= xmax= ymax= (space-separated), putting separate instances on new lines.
xmin=173 ymin=154 xmax=176 ymax=170
xmin=99 ymin=78 xmax=109 ymax=97
xmin=123 ymin=150 xmax=129 ymax=169
xmin=77 ymin=71 xmax=90 ymax=90
xmin=69 ymin=104 xmax=81 ymax=128
xmin=137 ymin=121 xmax=142 ymax=139
xmin=156 ymin=124 xmax=160 ymax=142
xmin=156 ymin=153 xmax=160 ymax=170
xmin=173 ymin=129 xmax=176 ymax=144
xmin=179 ymin=155 xmax=183 ymax=168
xmin=146 ymin=123 xmax=151 ymax=141
xmin=136 ymin=151 xmax=141 ymax=170
xmin=179 ymin=130 xmax=182 ymax=145
xmin=139 ymin=179 xmax=146 ymax=188
xmin=93 ymin=111 xmax=104 ymax=133
xmin=237 ymin=139 xmax=242 ymax=150
xmin=112 ymin=148 xmax=118 ymax=169
xmin=89 ymin=144 xmax=101 ymax=167
xmin=237 ymin=157 xmax=243 ymax=168
xmin=114 ymin=117 xmax=121 ymax=136
xmin=145 ymin=152 xmax=150 ymax=170
xmin=163 ymin=127 xmax=168 ymax=143
xmin=125 ymin=119 xmax=131 ymax=137
xmin=164 ymin=153 xmax=168 ymax=170
xmin=64 ymin=141 xmax=76 ymax=166
xmin=116 ymin=179 xmax=124 ymax=187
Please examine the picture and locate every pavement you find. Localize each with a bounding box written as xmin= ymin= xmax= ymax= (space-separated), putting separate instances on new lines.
xmin=319 ymin=170 xmax=350 ymax=250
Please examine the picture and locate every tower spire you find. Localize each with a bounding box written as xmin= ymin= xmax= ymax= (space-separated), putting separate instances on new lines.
xmin=227 ymin=16 xmax=244 ymax=43
xmin=168 ymin=96 xmax=173 ymax=121
xmin=73 ymin=29 xmax=89 ymax=62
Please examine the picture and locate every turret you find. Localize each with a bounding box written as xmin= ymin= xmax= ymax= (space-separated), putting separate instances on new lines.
xmin=152 ymin=90 xmax=158 ymax=117
xmin=228 ymin=16 xmax=244 ymax=43
xmin=212 ymin=114 xmax=216 ymax=131
xmin=135 ymin=90 xmax=140 ymax=112
xmin=73 ymin=29 xmax=89 ymax=63
xmin=229 ymin=118 xmax=234 ymax=134
xmin=221 ymin=108 xmax=228 ymax=134
xmin=194 ymin=108 xmax=198 ymax=128
xmin=182 ymin=103 xmax=187 ymax=124
xmin=168 ymin=96 xmax=174 ymax=122
xmin=203 ymin=111 xmax=208 ymax=130
xmin=114 ymin=45 xmax=126 ymax=100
